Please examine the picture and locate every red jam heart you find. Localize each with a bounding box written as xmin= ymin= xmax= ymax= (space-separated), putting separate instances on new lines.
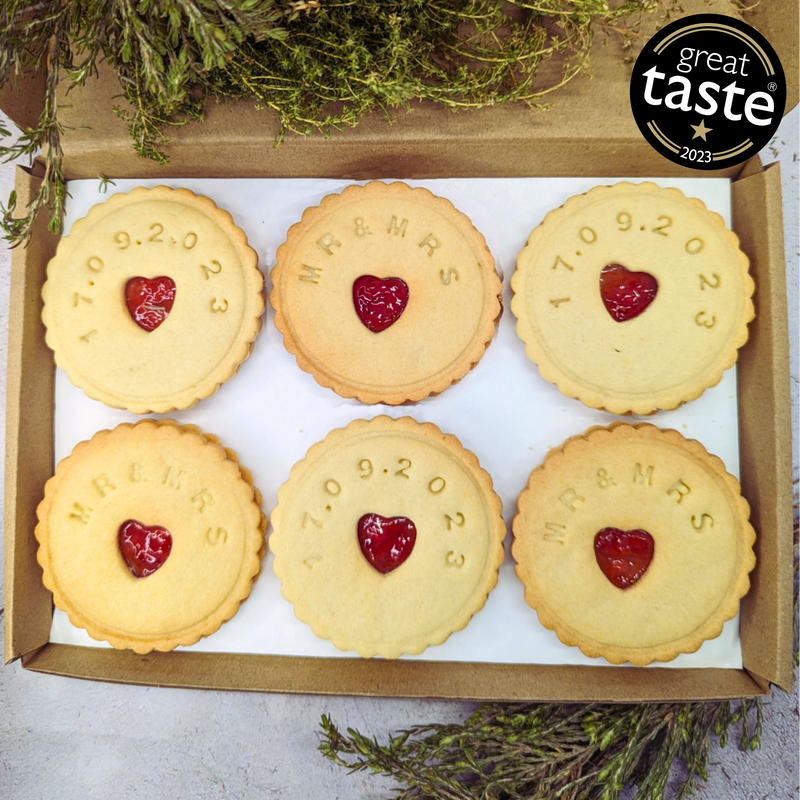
xmin=357 ymin=513 xmax=416 ymax=574
xmin=599 ymin=263 xmax=658 ymax=322
xmin=118 ymin=519 xmax=172 ymax=578
xmin=352 ymin=275 xmax=409 ymax=333
xmin=594 ymin=527 xmax=654 ymax=589
xmin=125 ymin=276 xmax=176 ymax=332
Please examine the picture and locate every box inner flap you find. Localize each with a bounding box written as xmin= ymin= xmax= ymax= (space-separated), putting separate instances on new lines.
xmin=732 ymin=164 xmax=795 ymax=692
xmin=22 ymin=644 xmax=769 ymax=702
xmin=4 ymin=167 xmax=58 ymax=663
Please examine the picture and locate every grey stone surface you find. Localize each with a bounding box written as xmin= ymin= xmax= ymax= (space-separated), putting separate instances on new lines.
xmin=0 ymin=106 xmax=797 ymax=800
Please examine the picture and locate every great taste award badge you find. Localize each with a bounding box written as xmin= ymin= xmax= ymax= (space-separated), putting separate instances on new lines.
xmin=630 ymin=14 xmax=786 ymax=170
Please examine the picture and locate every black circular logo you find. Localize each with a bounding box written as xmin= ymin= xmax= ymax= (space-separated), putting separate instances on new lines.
xmin=630 ymin=14 xmax=786 ymax=170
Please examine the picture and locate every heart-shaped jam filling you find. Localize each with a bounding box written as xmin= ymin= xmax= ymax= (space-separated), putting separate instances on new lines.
xmin=118 ymin=519 xmax=173 ymax=578
xmin=125 ymin=276 xmax=177 ymax=332
xmin=599 ymin=263 xmax=658 ymax=322
xmin=352 ymin=275 xmax=409 ymax=333
xmin=594 ymin=527 xmax=654 ymax=589
xmin=357 ymin=513 xmax=416 ymax=574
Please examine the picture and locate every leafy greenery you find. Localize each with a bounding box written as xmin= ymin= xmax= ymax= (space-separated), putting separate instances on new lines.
xmin=320 ymin=699 xmax=764 ymax=800
xmin=0 ymin=0 xmax=672 ymax=244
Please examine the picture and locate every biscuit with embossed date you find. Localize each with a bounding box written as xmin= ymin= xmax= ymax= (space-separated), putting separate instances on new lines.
xmin=42 ymin=186 xmax=264 ymax=413
xmin=511 ymin=182 xmax=754 ymax=414
xmin=35 ymin=420 xmax=267 ymax=653
xmin=270 ymin=416 xmax=506 ymax=658
xmin=512 ymin=422 xmax=755 ymax=665
xmin=270 ymin=181 xmax=502 ymax=404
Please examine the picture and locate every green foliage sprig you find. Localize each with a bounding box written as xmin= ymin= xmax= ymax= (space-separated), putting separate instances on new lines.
xmin=0 ymin=0 xmax=672 ymax=244
xmin=320 ymin=699 xmax=763 ymax=800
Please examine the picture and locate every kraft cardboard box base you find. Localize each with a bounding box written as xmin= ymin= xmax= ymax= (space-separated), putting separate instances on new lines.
xmin=3 ymin=0 xmax=795 ymax=700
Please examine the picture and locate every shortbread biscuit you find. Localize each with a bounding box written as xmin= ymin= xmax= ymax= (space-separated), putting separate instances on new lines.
xmin=270 ymin=416 xmax=506 ymax=657
xmin=511 ymin=182 xmax=754 ymax=414
xmin=42 ymin=186 xmax=264 ymax=413
xmin=35 ymin=420 xmax=267 ymax=653
xmin=512 ymin=423 xmax=756 ymax=665
xmin=270 ymin=181 xmax=502 ymax=404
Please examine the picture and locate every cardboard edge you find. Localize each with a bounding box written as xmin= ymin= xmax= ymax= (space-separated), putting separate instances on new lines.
xmin=744 ymin=669 xmax=772 ymax=695
xmin=21 ymin=644 xmax=768 ymax=701
xmin=737 ymin=154 xmax=765 ymax=180
xmin=3 ymin=165 xmax=57 ymax=664
xmin=731 ymin=162 xmax=795 ymax=693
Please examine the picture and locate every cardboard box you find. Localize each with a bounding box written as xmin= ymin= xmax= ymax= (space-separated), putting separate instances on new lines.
xmin=3 ymin=0 xmax=796 ymax=700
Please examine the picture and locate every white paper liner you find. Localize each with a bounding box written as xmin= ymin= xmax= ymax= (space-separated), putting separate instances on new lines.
xmin=49 ymin=176 xmax=743 ymax=670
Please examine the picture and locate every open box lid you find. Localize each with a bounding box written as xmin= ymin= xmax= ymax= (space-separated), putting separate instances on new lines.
xmin=0 ymin=0 xmax=796 ymax=180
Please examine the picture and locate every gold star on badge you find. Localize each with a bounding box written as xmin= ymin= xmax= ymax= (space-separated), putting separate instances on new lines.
xmin=690 ymin=119 xmax=713 ymax=141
